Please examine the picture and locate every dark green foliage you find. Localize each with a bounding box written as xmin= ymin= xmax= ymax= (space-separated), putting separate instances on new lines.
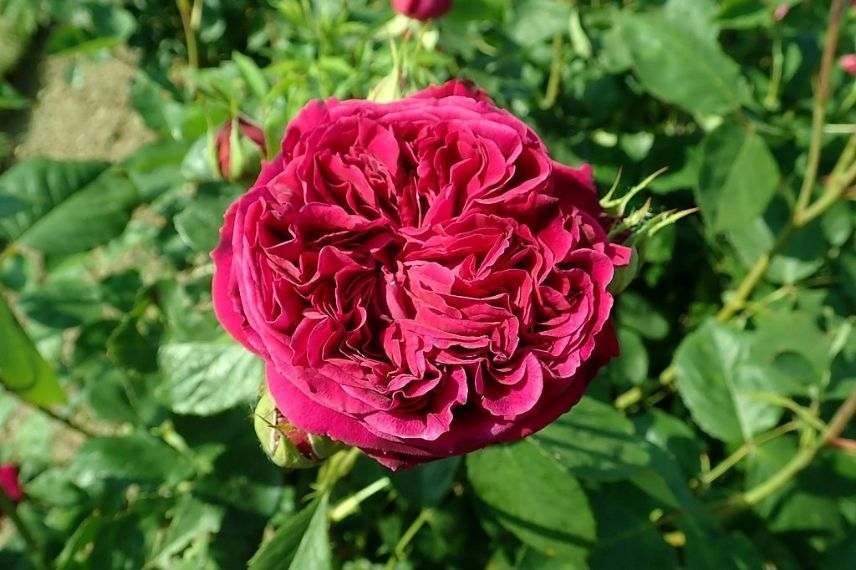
xmin=0 ymin=1 xmax=854 ymax=568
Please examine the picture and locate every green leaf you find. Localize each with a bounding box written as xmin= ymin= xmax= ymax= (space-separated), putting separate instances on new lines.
xmin=697 ymin=122 xmax=780 ymax=234
xmin=510 ymin=0 xmax=570 ymax=47
xmin=726 ymin=198 xmax=827 ymax=285
xmin=617 ymin=12 xmax=747 ymax=116
xmin=249 ymin=495 xmax=332 ymax=570
xmin=0 ymin=80 xmax=28 ymax=110
xmin=0 ymin=291 xmax=66 ymax=406
xmin=531 ymin=397 xmax=651 ymax=480
xmin=680 ymin=522 xmax=765 ymax=570
xmin=675 ymin=320 xmax=781 ymax=443
xmin=467 ymin=440 xmax=595 ymax=564
xmin=157 ymin=340 xmax=263 ymax=416
xmin=233 ymin=51 xmax=269 ymax=99
xmin=588 ymin=484 xmax=679 ymax=569
xmin=749 ymin=311 xmax=831 ymax=397
xmin=0 ymin=195 xmax=26 ymax=219
xmin=0 ymin=159 xmax=140 ymax=255
xmin=391 ymin=456 xmax=460 ymax=507
xmin=68 ymin=434 xmax=195 ymax=489
xmin=633 ymin=409 xmax=703 ymax=479
xmin=149 ymin=496 xmax=224 ymax=567
xmin=174 ymin=189 xmax=239 ymax=253
xmin=19 ymin=277 xmax=104 ymax=329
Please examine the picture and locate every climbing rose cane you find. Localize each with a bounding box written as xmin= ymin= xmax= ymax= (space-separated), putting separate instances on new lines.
xmin=212 ymin=81 xmax=631 ymax=469
xmin=391 ymin=0 xmax=453 ymax=21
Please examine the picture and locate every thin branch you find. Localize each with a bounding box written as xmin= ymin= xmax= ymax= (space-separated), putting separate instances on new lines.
xmin=794 ymin=0 xmax=848 ymax=214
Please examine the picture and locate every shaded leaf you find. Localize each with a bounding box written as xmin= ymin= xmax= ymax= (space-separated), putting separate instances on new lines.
xmin=531 ymin=397 xmax=651 ymax=480
xmin=249 ymin=495 xmax=331 ymax=570
xmin=467 ymin=440 xmax=595 ymax=564
xmin=697 ymin=122 xmax=780 ymax=234
xmin=618 ymin=12 xmax=747 ymax=116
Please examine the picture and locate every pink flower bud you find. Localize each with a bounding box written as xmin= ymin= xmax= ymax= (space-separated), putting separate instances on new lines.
xmin=841 ymin=54 xmax=856 ymax=76
xmin=391 ymin=0 xmax=453 ymax=21
xmin=773 ymin=4 xmax=790 ymax=21
xmin=215 ymin=117 xmax=267 ymax=180
xmin=0 ymin=464 xmax=23 ymax=503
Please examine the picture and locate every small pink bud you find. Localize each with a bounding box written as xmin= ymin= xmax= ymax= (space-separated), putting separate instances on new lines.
xmin=391 ymin=0 xmax=453 ymax=21
xmin=773 ymin=4 xmax=790 ymax=21
xmin=0 ymin=464 xmax=23 ymax=503
xmin=216 ymin=117 xmax=267 ymax=180
xmin=840 ymin=54 xmax=856 ymax=76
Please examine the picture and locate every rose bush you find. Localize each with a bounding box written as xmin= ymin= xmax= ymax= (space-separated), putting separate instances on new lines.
xmin=212 ymin=81 xmax=631 ymax=469
xmin=391 ymin=0 xmax=453 ymax=21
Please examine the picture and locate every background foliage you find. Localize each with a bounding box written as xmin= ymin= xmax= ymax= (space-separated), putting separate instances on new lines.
xmin=1 ymin=0 xmax=855 ymax=568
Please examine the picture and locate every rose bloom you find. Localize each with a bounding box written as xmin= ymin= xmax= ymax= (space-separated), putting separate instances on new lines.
xmin=0 ymin=463 xmax=23 ymax=503
xmin=213 ymin=81 xmax=631 ymax=469
xmin=391 ymin=0 xmax=452 ymax=21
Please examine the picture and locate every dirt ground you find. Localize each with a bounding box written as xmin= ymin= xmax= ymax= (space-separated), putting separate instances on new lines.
xmin=14 ymin=49 xmax=154 ymax=161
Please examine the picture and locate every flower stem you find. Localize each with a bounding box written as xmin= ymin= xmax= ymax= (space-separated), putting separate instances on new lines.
xmin=328 ymin=477 xmax=391 ymax=522
xmin=176 ymin=0 xmax=200 ymax=70
xmin=735 ymin=387 xmax=856 ymax=507
xmin=699 ymin=421 xmax=799 ymax=487
xmin=0 ymin=491 xmax=47 ymax=570
xmin=793 ymin=0 xmax=847 ymax=215
xmin=316 ymin=447 xmax=361 ymax=493
xmin=386 ymin=508 xmax=433 ymax=569
xmin=540 ymin=33 xmax=564 ymax=109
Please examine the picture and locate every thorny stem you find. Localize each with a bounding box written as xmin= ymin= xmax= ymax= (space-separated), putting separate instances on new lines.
xmin=0 ymin=491 xmax=47 ymax=570
xmin=3 ymin=377 xmax=97 ymax=438
xmin=735 ymin=387 xmax=856 ymax=508
xmin=386 ymin=508 xmax=433 ymax=569
xmin=176 ymin=0 xmax=200 ymax=70
xmin=615 ymin=2 xmax=854 ymax=425
xmin=698 ymin=421 xmax=799 ymax=487
xmin=540 ymin=33 xmax=564 ymax=109
xmin=35 ymin=404 xmax=97 ymax=438
xmin=793 ymin=0 xmax=847 ymax=215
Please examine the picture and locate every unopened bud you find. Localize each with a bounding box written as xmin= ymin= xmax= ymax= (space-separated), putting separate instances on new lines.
xmin=216 ymin=117 xmax=267 ymax=180
xmin=254 ymin=390 xmax=343 ymax=469
xmin=0 ymin=463 xmax=23 ymax=503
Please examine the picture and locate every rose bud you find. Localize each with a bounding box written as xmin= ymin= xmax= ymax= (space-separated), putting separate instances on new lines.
xmin=773 ymin=4 xmax=789 ymax=21
xmin=216 ymin=117 xmax=267 ymax=181
xmin=213 ymin=81 xmax=632 ymax=470
xmin=254 ymin=390 xmax=343 ymax=468
xmin=0 ymin=463 xmax=23 ymax=503
xmin=841 ymin=54 xmax=856 ymax=76
xmin=391 ymin=0 xmax=452 ymax=21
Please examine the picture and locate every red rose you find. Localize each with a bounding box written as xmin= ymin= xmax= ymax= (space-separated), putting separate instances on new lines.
xmin=391 ymin=0 xmax=452 ymax=21
xmin=212 ymin=81 xmax=631 ymax=469
xmin=0 ymin=463 xmax=23 ymax=503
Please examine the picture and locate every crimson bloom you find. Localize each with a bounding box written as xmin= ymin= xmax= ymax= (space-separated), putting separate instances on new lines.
xmin=391 ymin=0 xmax=453 ymax=21
xmin=0 ymin=463 xmax=23 ymax=503
xmin=212 ymin=81 xmax=631 ymax=469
